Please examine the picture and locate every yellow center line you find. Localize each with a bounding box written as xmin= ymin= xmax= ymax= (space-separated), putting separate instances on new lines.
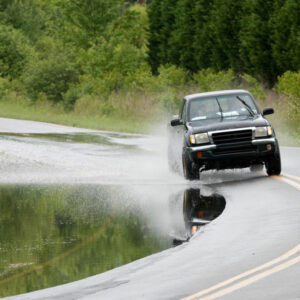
xmin=281 ymin=173 xmax=300 ymax=184
xmin=196 ymin=255 xmax=300 ymax=300
xmin=182 ymin=172 xmax=300 ymax=300
xmin=181 ymin=244 xmax=300 ymax=300
xmin=272 ymin=175 xmax=300 ymax=191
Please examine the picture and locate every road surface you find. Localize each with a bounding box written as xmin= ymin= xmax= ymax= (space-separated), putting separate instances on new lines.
xmin=0 ymin=117 xmax=299 ymax=300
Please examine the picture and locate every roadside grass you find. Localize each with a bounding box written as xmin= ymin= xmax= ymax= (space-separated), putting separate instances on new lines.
xmin=0 ymin=100 xmax=151 ymax=134
xmin=271 ymin=118 xmax=300 ymax=147
xmin=258 ymin=92 xmax=300 ymax=147
xmin=0 ymin=90 xmax=299 ymax=146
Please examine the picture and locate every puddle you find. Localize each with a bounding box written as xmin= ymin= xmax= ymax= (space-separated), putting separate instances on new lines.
xmin=0 ymin=185 xmax=171 ymax=297
xmin=0 ymin=185 xmax=226 ymax=297
xmin=0 ymin=132 xmax=138 ymax=150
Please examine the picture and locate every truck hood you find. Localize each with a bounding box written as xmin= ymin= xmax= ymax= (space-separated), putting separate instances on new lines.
xmin=189 ymin=115 xmax=269 ymax=134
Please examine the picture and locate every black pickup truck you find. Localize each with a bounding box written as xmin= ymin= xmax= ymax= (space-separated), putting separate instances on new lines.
xmin=168 ymin=90 xmax=281 ymax=180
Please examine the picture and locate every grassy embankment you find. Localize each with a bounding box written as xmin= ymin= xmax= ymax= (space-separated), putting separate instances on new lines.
xmin=0 ymin=69 xmax=299 ymax=145
xmin=0 ymin=90 xmax=299 ymax=147
xmin=0 ymin=99 xmax=149 ymax=133
xmin=0 ymin=2 xmax=299 ymax=143
xmin=257 ymin=96 xmax=300 ymax=147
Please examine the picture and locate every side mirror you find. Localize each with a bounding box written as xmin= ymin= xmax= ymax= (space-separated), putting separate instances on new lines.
xmin=170 ymin=118 xmax=183 ymax=126
xmin=262 ymin=108 xmax=274 ymax=116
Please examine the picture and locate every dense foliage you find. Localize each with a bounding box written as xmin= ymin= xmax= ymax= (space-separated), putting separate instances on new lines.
xmin=0 ymin=1 xmax=154 ymax=114
xmin=148 ymin=0 xmax=300 ymax=86
xmin=0 ymin=0 xmax=299 ymax=123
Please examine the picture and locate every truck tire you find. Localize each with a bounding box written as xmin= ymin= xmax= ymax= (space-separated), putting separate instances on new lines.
xmin=182 ymin=151 xmax=200 ymax=180
xmin=266 ymin=152 xmax=281 ymax=176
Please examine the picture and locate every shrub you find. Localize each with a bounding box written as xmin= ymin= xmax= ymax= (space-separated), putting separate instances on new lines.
xmin=0 ymin=24 xmax=33 ymax=78
xmin=0 ymin=76 xmax=27 ymax=102
xmin=277 ymin=71 xmax=300 ymax=119
xmin=76 ymin=6 xmax=149 ymax=94
xmin=155 ymin=93 xmax=182 ymax=112
xmin=193 ymin=68 xmax=236 ymax=92
xmin=74 ymin=95 xmax=103 ymax=116
xmin=23 ymin=39 xmax=79 ymax=103
xmin=100 ymin=101 xmax=115 ymax=115
xmin=0 ymin=77 xmax=11 ymax=98
xmin=63 ymin=86 xmax=82 ymax=111
xmin=124 ymin=64 xmax=157 ymax=92
xmin=23 ymin=55 xmax=78 ymax=103
xmin=240 ymin=74 xmax=266 ymax=101
xmin=157 ymin=65 xmax=189 ymax=89
xmin=73 ymin=94 xmax=116 ymax=116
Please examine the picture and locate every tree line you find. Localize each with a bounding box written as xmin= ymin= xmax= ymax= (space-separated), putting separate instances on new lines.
xmin=148 ymin=0 xmax=300 ymax=86
xmin=0 ymin=0 xmax=150 ymax=110
xmin=0 ymin=0 xmax=299 ymax=120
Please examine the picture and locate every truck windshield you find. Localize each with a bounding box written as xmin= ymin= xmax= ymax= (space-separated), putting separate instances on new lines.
xmin=189 ymin=94 xmax=258 ymax=122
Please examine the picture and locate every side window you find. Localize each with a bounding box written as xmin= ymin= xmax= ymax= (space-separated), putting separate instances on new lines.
xmin=180 ymin=100 xmax=187 ymax=122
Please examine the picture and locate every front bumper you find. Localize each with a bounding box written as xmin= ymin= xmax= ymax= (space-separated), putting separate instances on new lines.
xmin=187 ymin=137 xmax=277 ymax=165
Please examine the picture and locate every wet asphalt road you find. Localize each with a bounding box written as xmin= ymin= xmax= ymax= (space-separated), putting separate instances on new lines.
xmin=0 ymin=117 xmax=300 ymax=300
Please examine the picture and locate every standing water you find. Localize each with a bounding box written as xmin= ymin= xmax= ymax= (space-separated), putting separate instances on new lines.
xmin=0 ymin=125 xmax=226 ymax=297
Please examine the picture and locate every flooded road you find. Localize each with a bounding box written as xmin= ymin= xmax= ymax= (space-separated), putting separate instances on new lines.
xmin=0 ymin=184 xmax=172 ymax=297
xmin=0 ymin=130 xmax=172 ymax=185
xmin=0 ymin=119 xmax=226 ymax=297
xmin=0 ymin=184 xmax=226 ymax=297
xmin=0 ymin=118 xmax=299 ymax=300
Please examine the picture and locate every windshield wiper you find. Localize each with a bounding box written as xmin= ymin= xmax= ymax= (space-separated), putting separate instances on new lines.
xmin=236 ymin=96 xmax=255 ymax=117
xmin=215 ymin=97 xmax=224 ymax=120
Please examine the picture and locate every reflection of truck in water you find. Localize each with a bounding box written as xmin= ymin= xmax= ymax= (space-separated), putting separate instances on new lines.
xmin=170 ymin=189 xmax=225 ymax=246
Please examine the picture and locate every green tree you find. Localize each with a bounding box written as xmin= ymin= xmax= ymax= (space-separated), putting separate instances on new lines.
xmin=148 ymin=0 xmax=163 ymax=73
xmin=193 ymin=68 xmax=236 ymax=92
xmin=209 ymin=0 xmax=243 ymax=72
xmin=239 ymin=0 xmax=277 ymax=85
xmin=1 ymin=0 xmax=48 ymax=42
xmin=192 ymin=0 xmax=214 ymax=70
xmin=77 ymin=7 xmax=149 ymax=94
xmin=0 ymin=24 xmax=33 ymax=78
xmin=277 ymin=70 xmax=300 ymax=119
xmin=160 ymin=0 xmax=179 ymax=65
xmin=173 ymin=0 xmax=197 ymax=71
xmin=271 ymin=0 xmax=300 ymax=75
xmin=23 ymin=38 xmax=79 ymax=103
xmin=0 ymin=0 xmax=10 ymax=11
xmin=61 ymin=0 xmax=124 ymax=47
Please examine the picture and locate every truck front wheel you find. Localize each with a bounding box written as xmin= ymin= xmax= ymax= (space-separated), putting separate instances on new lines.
xmin=182 ymin=151 xmax=200 ymax=180
xmin=265 ymin=153 xmax=281 ymax=176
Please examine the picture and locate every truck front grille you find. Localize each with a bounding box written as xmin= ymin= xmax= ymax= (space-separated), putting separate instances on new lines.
xmin=212 ymin=129 xmax=253 ymax=145
xmin=213 ymin=145 xmax=256 ymax=155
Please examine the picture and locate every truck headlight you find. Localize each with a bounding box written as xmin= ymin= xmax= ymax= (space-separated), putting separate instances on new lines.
xmin=190 ymin=133 xmax=210 ymax=144
xmin=255 ymin=126 xmax=273 ymax=138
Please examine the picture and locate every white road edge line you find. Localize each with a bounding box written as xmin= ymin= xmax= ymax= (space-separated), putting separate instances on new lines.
xmin=182 ymin=244 xmax=300 ymax=300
